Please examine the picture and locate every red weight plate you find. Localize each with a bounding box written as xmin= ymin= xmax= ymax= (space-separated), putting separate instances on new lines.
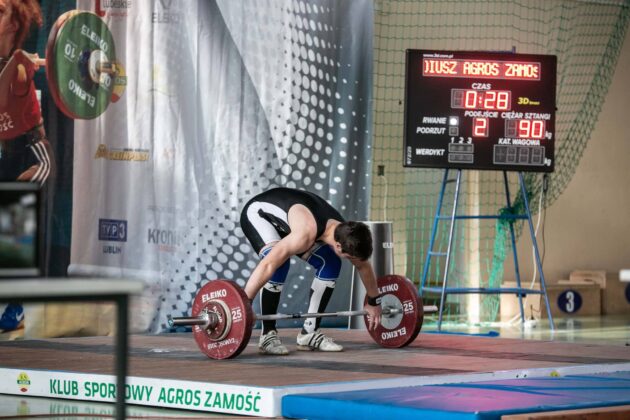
xmin=192 ymin=280 xmax=254 ymax=359
xmin=405 ymin=294 xmax=424 ymax=346
xmin=364 ymin=274 xmax=424 ymax=348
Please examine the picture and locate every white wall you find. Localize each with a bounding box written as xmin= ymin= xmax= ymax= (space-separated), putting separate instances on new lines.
xmin=509 ymin=29 xmax=630 ymax=283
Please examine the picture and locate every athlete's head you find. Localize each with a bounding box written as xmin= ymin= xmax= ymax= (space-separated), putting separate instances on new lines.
xmin=333 ymin=221 xmax=373 ymax=261
xmin=0 ymin=0 xmax=42 ymax=55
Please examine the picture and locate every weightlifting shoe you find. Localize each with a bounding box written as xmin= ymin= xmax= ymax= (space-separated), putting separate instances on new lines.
xmin=296 ymin=330 xmax=343 ymax=352
xmin=258 ymin=330 xmax=289 ymax=355
xmin=0 ymin=303 xmax=24 ymax=332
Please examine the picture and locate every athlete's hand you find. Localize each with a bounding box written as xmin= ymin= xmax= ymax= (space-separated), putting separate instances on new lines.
xmin=16 ymin=64 xmax=27 ymax=84
xmin=28 ymin=53 xmax=42 ymax=71
xmin=363 ymin=302 xmax=381 ymax=330
xmin=11 ymin=50 xmax=37 ymax=88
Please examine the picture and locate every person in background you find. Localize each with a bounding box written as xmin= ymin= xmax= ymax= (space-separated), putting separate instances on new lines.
xmin=0 ymin=0 xmax=54 ymax=333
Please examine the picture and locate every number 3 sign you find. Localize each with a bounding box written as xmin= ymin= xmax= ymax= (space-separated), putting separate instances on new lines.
xmin=558 ymin=290 xmax=583 ymax=314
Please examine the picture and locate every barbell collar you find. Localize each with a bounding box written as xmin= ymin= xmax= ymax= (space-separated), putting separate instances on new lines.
xmin=168 ymin=313 xmax=212 ymax=328
xmin=97 ymin=61 xmax=117 ymax=74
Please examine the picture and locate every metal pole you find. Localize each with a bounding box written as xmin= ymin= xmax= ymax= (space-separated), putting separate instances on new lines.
xmin=502 ymin=171 xmax=526 ymax=325
xmin=115 ymin=296 xmax=128 ymax=420
xmin=437 ymin=169 xmax=462 ymax=330
xmin=518 ymin=172 xmax=555 ymax=330
xmin=420 ymin=169 xmax=450 ymax=292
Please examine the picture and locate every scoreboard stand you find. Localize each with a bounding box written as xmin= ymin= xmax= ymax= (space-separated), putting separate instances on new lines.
xmin=404 ymin=50 xmax=558 ymax=330
xmin=418 ymin=168 xmax=555 ymax=330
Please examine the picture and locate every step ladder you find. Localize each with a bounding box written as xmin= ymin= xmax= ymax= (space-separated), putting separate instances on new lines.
xmin=419 ymin=169 xmax=555 ymax=330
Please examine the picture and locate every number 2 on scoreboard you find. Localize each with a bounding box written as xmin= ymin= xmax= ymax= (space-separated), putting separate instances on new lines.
xmin=473 ymin=117 xmax=489 ymax=137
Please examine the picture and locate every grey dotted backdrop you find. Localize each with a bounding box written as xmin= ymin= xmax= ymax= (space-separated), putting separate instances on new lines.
xmin=153 ymin=0 xmax=374 ymax=332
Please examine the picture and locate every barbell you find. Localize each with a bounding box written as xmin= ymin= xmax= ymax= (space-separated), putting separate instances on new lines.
xmin=18 ymin=10 xmax=126 ymax=119
xmin=169 ymin=274 xmax=437 ymax=360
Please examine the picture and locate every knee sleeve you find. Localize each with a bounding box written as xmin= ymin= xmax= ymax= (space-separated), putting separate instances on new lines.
xmin=260 ymin=246 xmax=290 ymax=285
xmin=305 ymin=244 xmax=341 ymax=281
xmin=302 ymin=278 xmax=335 ymax=334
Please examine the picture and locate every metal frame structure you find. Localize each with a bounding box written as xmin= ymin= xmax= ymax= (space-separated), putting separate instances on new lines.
xmin=419 ymin=169 xmax=555 ymax=330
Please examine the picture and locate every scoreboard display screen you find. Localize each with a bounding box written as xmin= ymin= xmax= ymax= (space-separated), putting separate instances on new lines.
xmin=404 ymin=50 xmax=557 ymax=172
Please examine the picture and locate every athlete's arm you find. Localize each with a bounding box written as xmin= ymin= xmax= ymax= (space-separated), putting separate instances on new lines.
xmin=0 ymin=56 xmax=18 ymax=107
xmin=352 ymin=259 xmax=382 ymax=330
xmin=243 ymin=205 xmax=317 ymax=300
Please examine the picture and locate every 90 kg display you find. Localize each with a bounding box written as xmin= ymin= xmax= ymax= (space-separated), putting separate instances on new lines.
xmin=403 ymin=50 xmax=557 ymax=172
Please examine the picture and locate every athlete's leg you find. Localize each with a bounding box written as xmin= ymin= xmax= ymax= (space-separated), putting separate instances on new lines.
xmin=258 ymin=245 xmax=290 ymax=334
xmin=301 ymin=243 xmax=341 ymax=334
xmin=240 ymin=201 xmax=290 ymax=354
xmin=296 ymin=243 xmax=343 ymax=351
xmin=18 ymin=138 xmax=53 ymax=184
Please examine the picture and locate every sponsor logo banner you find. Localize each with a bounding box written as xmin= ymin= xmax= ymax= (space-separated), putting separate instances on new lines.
xmin=98 ymin=219 xmax=128 ymax=242
xmin=17 ymin=372 xmax=31 ymax=393
xmin=0 ymin=368 xmax=275 ymax=417
xmin=152 ymin=0 xmax=182 ymax=24
xmin=94 ymin=144 xmax=150 ymax=162
xmin=95 ymin=0 xmax=133 ymax=18
xmin=147 ymin=228 xmax=182 ymax=253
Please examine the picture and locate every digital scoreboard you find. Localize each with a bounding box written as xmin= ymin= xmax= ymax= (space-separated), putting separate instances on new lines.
xmin=404 ymin=50 xmax=557 ymax=172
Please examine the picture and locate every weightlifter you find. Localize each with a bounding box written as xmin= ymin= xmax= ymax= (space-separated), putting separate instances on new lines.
xmin=0 ymin=0 xmax=54 ymax=185
xmin=240 ymin=187 xmax=382 ymax=355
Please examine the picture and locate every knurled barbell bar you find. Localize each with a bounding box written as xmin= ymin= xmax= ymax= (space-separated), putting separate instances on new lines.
xmin=170 ymin=305 xmax=437 ymax=327
xmin=30 ymin=53 xmax=117 ymax=76
xmin=169 ymin=274 xmax=437 ymax=360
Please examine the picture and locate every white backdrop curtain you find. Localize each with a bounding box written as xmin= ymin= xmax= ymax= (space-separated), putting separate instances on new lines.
xmin=70 ymin=0 xmax=374 ymax=332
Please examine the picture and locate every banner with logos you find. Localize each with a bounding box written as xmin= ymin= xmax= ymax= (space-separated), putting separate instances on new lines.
xmin=70 ymin=0 xmax=374 ymax=332
xmin=0 ymin=368 xmax=277 ymax=416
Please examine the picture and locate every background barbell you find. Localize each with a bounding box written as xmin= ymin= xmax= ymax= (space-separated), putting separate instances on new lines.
xmin=44 ymin=10 xmax=126 ymax=119
xmin=8 ymin=10 xmax=126 ymax=119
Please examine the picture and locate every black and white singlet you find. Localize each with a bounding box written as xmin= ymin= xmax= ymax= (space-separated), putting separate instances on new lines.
xmin=240 ymin=187 xmax=344 ymax=254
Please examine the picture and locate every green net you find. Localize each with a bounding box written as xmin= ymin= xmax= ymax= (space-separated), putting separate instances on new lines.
xmin=370 ymin=0 xmax=630 ymax=324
